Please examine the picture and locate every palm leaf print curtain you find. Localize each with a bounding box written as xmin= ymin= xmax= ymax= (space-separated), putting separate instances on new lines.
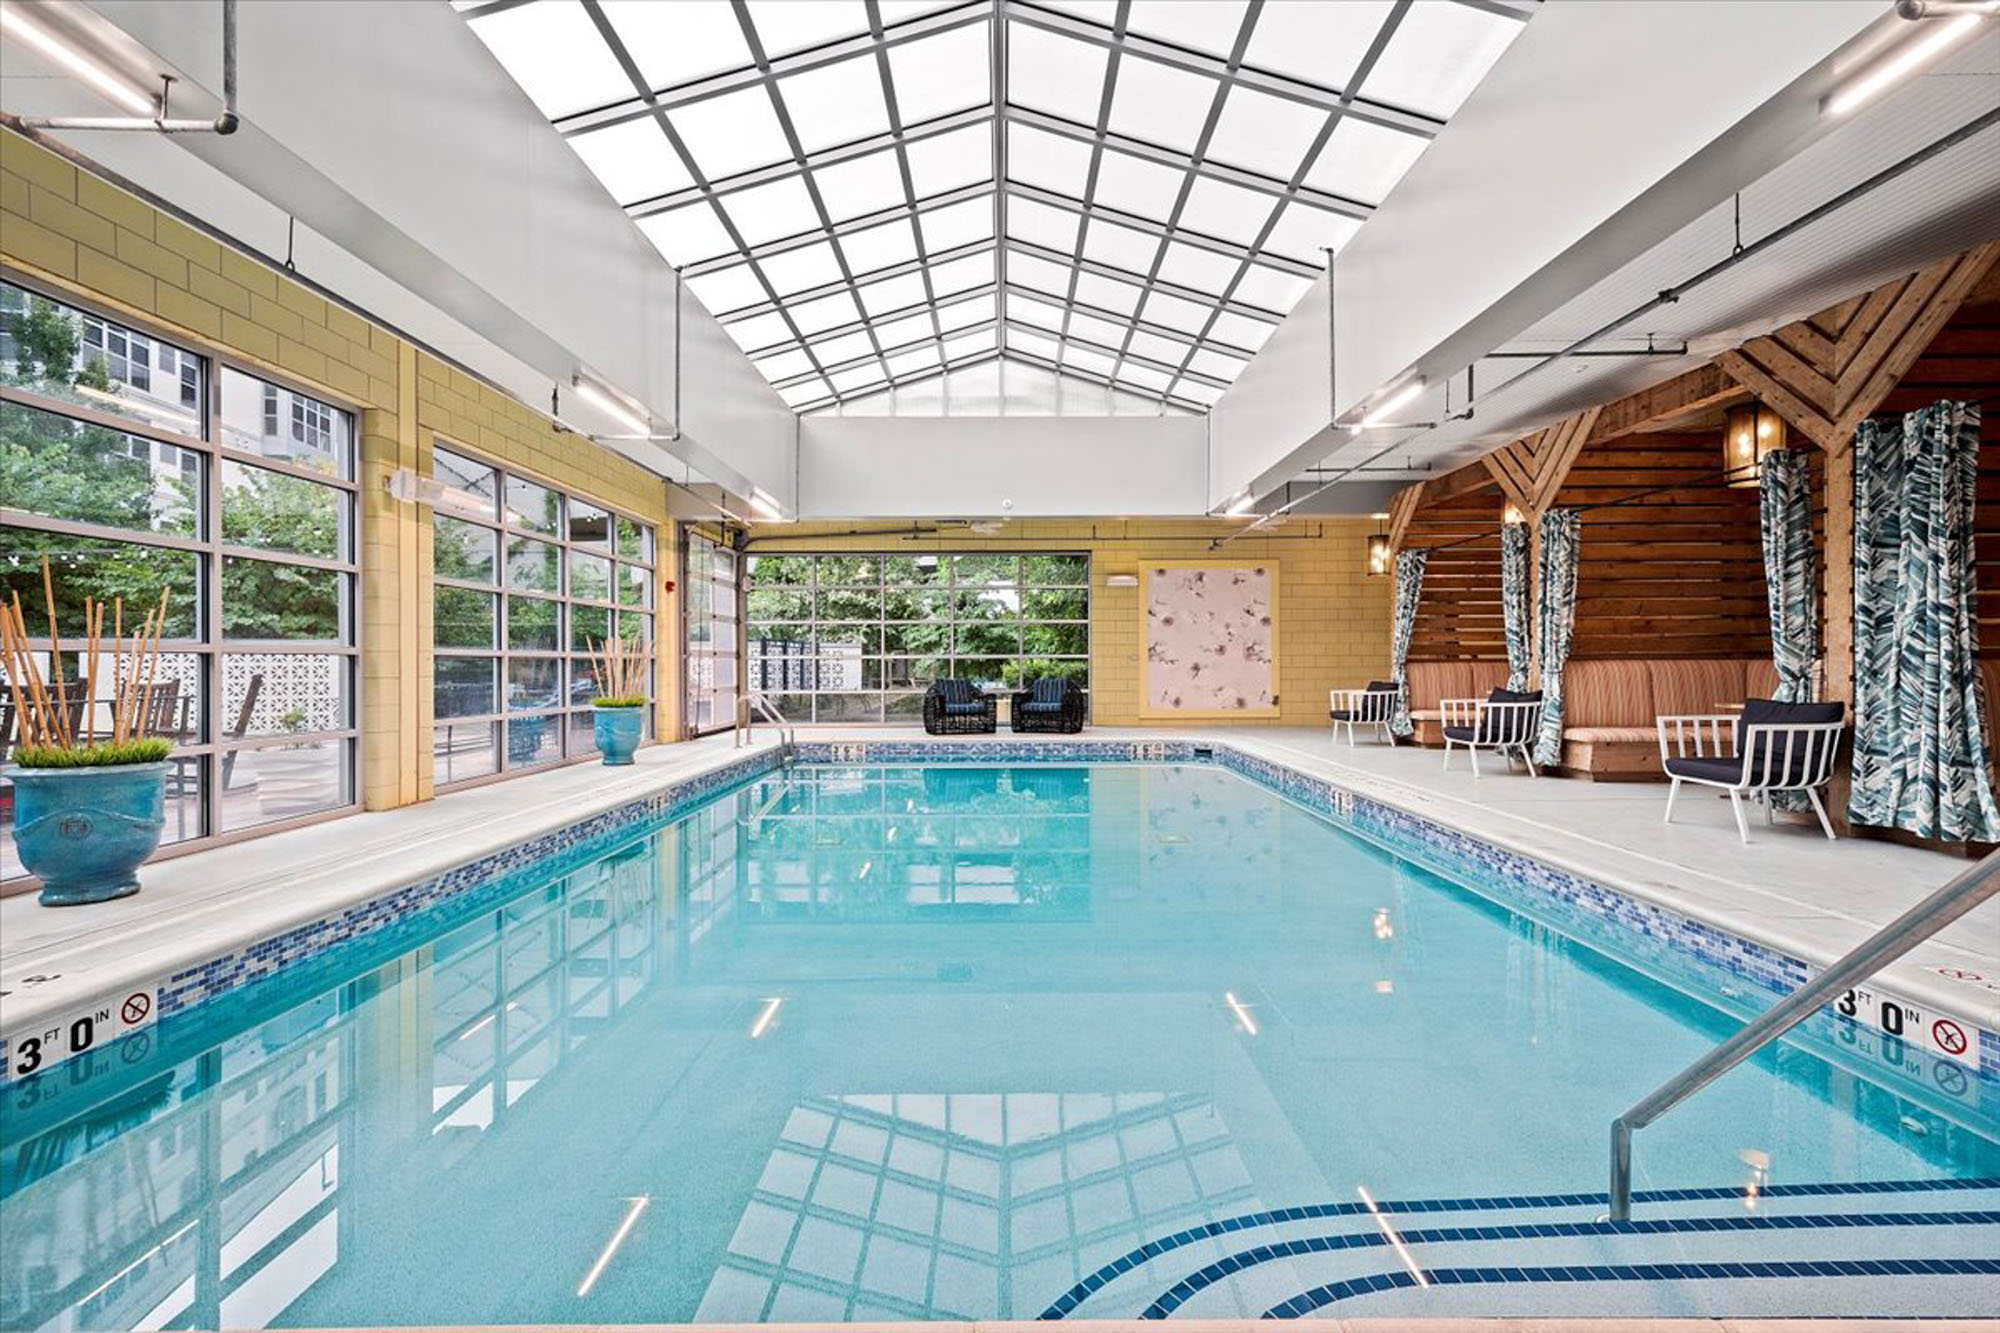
xmin=1532 ymin=509 xmax=1580 ymax=767
xmin=1390 ymin=548 xmax=1428 ymax=739
xmin=1759 ymin=449 xmax=1819 ymax=702
xmin=1501 ymin=520 xmax=1532 ymax=692
xmin=1849 ymin=401 xmax=2000 ymax=841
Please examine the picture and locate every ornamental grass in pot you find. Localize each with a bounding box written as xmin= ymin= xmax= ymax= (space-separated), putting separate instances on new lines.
xmin=2 ymin=560 xmax=175 ymax=906
xmin=587 ymin=632 xmax=648 ymax=767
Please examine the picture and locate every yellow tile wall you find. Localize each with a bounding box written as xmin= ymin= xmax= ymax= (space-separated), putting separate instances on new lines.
xmin=1 ymin=130 xmax=681 ymax=812
xmin=748 ymin=518 xmax=1394 ymax=726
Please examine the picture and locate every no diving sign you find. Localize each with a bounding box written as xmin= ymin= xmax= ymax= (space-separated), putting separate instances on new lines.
xmin=3 ymin=985 xmax=159 ymax=1081
xmin=1832 ymin=983 xmax=1983 ymax=1069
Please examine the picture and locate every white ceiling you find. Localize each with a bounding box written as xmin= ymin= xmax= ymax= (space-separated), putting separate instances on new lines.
xmin=1300 ymin=17 xmax=2000 ymax=495
xmin=457 ymin=0 xmax=1530 ymax=414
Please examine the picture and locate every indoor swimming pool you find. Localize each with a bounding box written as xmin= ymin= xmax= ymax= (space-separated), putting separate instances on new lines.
xmin=2 ymin=762 xmax=1996 ymax=1327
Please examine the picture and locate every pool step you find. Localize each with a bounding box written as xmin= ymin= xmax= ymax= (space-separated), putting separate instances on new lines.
xmin=1047 ymin=1178 xmax=2000 ymax=1321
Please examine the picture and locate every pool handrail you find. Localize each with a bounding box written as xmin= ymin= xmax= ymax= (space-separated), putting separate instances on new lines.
xmin=734 ymin=689 xmax=796 ymax=756
xmin=1609 ymin=846 xmax=2000 ymax=1220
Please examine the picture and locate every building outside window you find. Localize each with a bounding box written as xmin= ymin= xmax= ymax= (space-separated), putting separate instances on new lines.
xmin=429 ymin=444 xmax=655 ymax=788
xmin=0 ymin=279 xmax=361 ymax=882
xmin=684 ymin=530 xmax=740 ymax=737
xmin=744 ymin=552 xmax=1089 ymax=723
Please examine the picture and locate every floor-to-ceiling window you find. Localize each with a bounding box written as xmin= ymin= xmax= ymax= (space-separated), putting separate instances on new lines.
xmin=1 ymin=279 xmax=360 ymax=881
xmin=683 ymin=529 xmax=740 ymax=736
xmin=429 ymin=445 xmax=654 ymax=788
xmin=745 ymin=552 xmax=1089 ymax=723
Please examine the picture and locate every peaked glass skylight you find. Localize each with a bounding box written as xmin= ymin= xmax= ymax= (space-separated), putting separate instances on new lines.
xmin=459 ymin=0 xmax=1531 ymax=414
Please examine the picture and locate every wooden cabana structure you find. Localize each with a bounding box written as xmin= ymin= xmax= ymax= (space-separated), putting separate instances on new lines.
xmin=1385 ymin=240 xmax=2000 ymax=847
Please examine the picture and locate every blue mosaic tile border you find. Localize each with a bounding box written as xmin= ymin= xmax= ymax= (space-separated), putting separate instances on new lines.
xmin=1038 ymin=1175 xmax=2000 ymax=1318
xmin=786 ymin=737 xmax=1998 ymax=1089
xmin=1196 ymin=743 xmax=2000 ymax=1090
xmin=1269 ymin=1255 xmax=2000 ymax=1318
xmin=791 ymin=738 xmax=1201 ymax=764
xmin=147 ymin=749 xmax=782 ymax=1021
xmin=11 ymin=735 xmax=1995 ymax=1096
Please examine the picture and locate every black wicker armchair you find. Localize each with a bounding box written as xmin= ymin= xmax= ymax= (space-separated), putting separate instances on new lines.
xmin=1011 ymin=676 xmax=1086 ymax=733
xmin=923 ymin=678 xmax=997 ymax=734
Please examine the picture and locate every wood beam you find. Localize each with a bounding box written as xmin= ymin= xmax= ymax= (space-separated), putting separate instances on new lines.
xmin=1424 ymin=458 xmax=1503 ymax=505
xmin=1483 ymin=404 xmax=1603 ymax=517
xmin=1386 ymin=482 xmax=1425 ymax=552
xmin=1481 ymin=449 xmax=1533 ymax=518
xmin=1585 ymin=364 xmax=1748 ymax=444
xmin=1718 ymin=242 xmax=2000 ymax=453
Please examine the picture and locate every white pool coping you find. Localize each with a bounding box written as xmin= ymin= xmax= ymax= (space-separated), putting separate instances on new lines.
xmin=0 ymin=735 xmax=784 ymax=1041
xmin=2 ymin=726 xmax=1995 ymax=1062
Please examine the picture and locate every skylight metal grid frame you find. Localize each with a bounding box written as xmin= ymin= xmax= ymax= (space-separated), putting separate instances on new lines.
xmin=460 ymin=0 xmax=1531 ymax=413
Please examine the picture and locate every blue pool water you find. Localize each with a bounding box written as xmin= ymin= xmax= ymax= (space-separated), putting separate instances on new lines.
xmin=2 ymin=763 xmax=1995 ymax=1327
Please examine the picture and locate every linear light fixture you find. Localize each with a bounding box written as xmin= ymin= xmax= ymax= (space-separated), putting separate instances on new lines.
xmin=1223 ymin=490 xmax=1257 ymax=517
xmin=748 ymin=487 xmax=788 ymax=521
xmin=1826 ymin=10 xmax=1989 ymax=114
xmin=749 ymin=996 xmax=783 ymax=1038
xmin=1361 ymin=378 xmax=1426 ymax=428
xmin=571 ymin=373 xmax=649 ymax=435
xmin=576 ymin=1196 xmax=650 ymax=1297
xmin=0 ymin=4 xmax=156 ymax=115
xmin=1223 ymin=990 xmax=1259 ymax=1036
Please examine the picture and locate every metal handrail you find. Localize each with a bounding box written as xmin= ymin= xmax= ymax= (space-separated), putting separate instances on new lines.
xmin=733 ymin=689 xmax=795 ymax=753
xmin=1609 ymin=847 xmax=2000 ymax=1219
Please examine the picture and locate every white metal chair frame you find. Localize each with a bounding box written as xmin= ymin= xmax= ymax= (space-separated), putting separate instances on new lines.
xmin=1329 ymin=686 xmax=1398 ymax=746
xmin=1439 ymin=697 xmax=1542 ymax=777
xmin=1657 ymin=714 xmax=1844 ymax=843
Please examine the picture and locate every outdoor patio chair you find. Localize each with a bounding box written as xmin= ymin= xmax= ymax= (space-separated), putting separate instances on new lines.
xmin=1328 ymin=681 xmax=1398 ymax=745
xmin=923 ymin=678 xmax=996 ymax=735
xmin=1658 ymin=698 xmax=1845 ymax=842
xmin=1440 ymin=687 xmax=1544 ymax=777
xmin=1011 ymin=676 xmax=1085 ymax=733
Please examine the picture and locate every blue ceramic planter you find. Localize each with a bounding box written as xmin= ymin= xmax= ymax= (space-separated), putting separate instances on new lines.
xmin=11 ymin=762 xmax=169 ymax=906
xmin=593 ymin=706 xmax=644 ymax=766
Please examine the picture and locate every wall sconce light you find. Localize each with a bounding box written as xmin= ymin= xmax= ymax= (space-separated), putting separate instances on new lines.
xmin=1502 ymin=501 xmax=1525 ymax=526
xmin=1366 ymin=532 xmax=1393 ymax=576
xmin=1724 ymin=402 xmax=1788 ymax=488
xmin=1105 ymin=572 xmax=1140 ymax=588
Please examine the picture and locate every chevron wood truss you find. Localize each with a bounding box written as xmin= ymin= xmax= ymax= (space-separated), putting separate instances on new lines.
xmin=1480 ymin=405 xmax=1603 ymax=518
xmin=1717 ymin=241 xmax=2000 ymax=452
xmin=1385 ymin=481 xmax=1425 ymax=552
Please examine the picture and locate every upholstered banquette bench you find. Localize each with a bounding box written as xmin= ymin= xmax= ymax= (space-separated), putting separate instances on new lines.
xmin=1559 ymin=658 xmax=1781 ymax=780
xmin=1407 ymin=661 xmax=1513 ymax=747
xmin=1409 ymin=658 xmax=1784 ymax=781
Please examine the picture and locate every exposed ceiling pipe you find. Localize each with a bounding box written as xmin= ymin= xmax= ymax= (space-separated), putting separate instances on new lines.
xmin=1210 ymin=96 xmax=2000 ymax=550
xmin=2 ymin=0 xmax=239 ymax=135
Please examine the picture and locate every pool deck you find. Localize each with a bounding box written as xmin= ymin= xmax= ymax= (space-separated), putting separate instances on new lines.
xmin=3 ymin=725 xmax=1995 ymax=1054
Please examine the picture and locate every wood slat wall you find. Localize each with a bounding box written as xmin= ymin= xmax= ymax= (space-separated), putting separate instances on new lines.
xmin=1405 ymin=482 xmax=1509 ymax=663
xmin=1553 ymin=431 xmax=1818 ymax=661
